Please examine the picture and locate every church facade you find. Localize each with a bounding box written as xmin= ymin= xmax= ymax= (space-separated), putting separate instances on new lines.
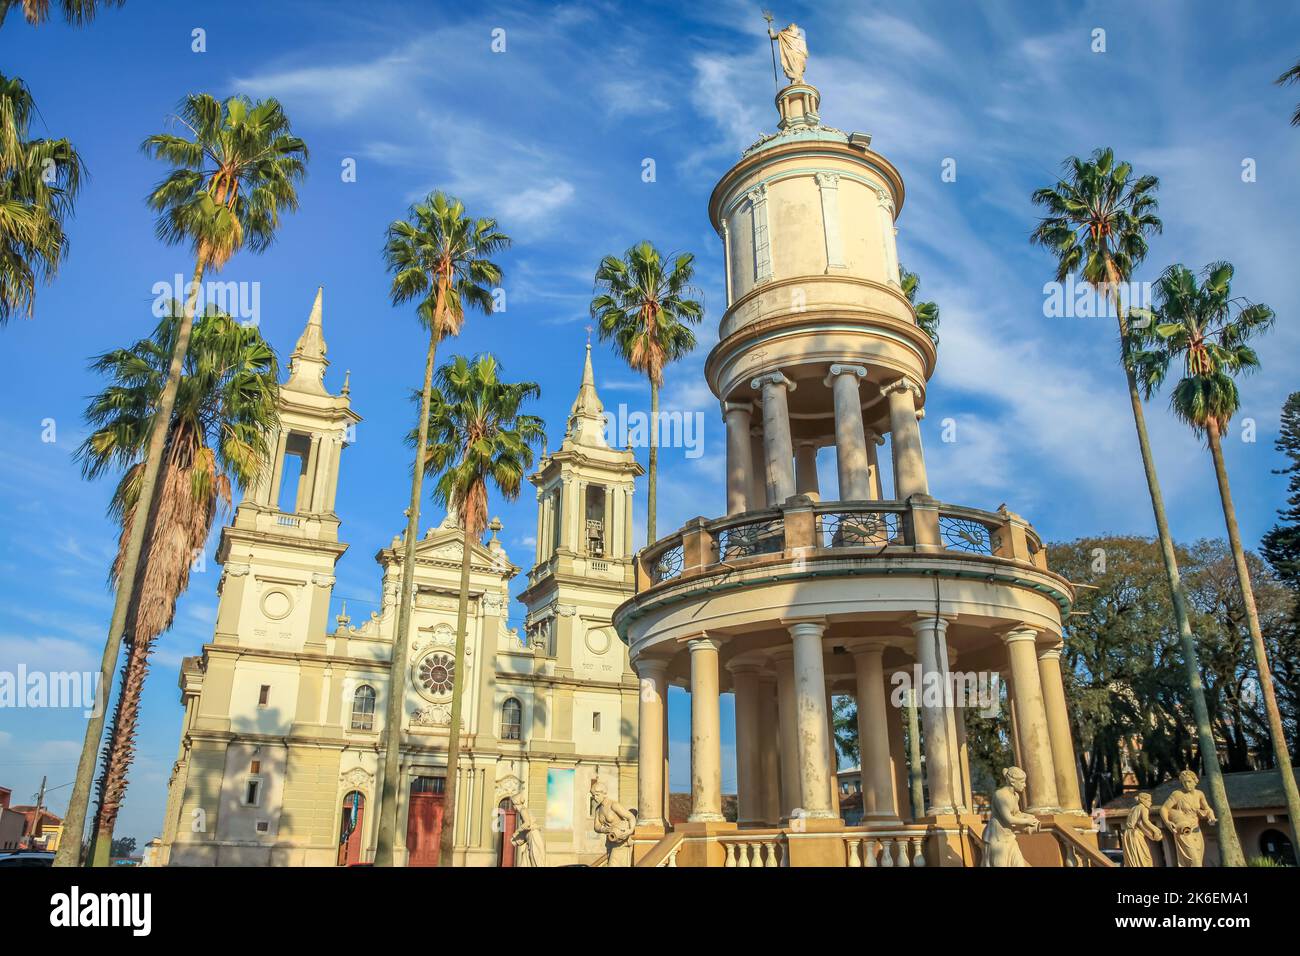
xmin=157 ymin=290 xmax=641 ymax=867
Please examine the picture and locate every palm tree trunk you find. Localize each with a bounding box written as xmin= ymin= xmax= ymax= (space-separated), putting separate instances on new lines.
xmin=1117 ymin=312 xmax=1245 ymax=865
xmin=374 ymin=325 xmax=439 ymax=865
xmin=55 ymin=253 xmax=206 ymax=868
xmin=647 ymin=379 xmax=659 ymax=544
xmin=438 ymin=523 xmax=474 ymax=867
xmin=88 ymin=630 xmax=153 ymax=866
xmin=1207 ymin=420 xmax=1300 ymax=854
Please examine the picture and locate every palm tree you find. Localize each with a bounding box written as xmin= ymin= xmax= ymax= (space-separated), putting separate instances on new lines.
xmin=1029 ymin=147 xmax=1245 ymax=865
xmin=900 ymin=266 xmax=939 ymax=345
xmin=1276 ymin=59 xmax=1300 ymax=127
xmin=56 ymin=93 xmax=306 ymax=867
xmin=411 ymin=354 xmax=544 ymax=866
xmin=374 ymin=192 xmax=509 ymax=866
xmin=1129 ymin=261 xmax=1300 ymax=853
xmin=590 ymin=241 xmax=703 ymax=544
xmin=0 ymin=0 xmax=123 ymax=26
xmin=76 ymin=305 xmax=278 ymax=865
xmin=0 ymin=72 xmax=84 ymax=324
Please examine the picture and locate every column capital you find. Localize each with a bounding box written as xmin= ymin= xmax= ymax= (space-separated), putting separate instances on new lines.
xmin=751 ymin=370 xmax=796 ymax=393
xmin=722 ymin=399 xmax=753 ymax=418
xmin=883 ymin=376 xmax=922 ymax=399
xmin=848 ymin=641 xmax=888 ymax=659
xmin=687 ymin=636 xmax=723 ymax=654
xmin=1000 ymin=626 xmax=1040 ymax=645
xmin=1036 ymin=640 xmax=1065 ymax=661
xmin=823 ymin=363 xmax=868 ymax=387
xmin=726 ymin=659 xmax=765 ymax=676
xmin=633 ymin=657 xmax=671 ymax=679
xmin=784 ymin=617 xmax=827 ymax=640
xmin=908 ymin=616 xmax=951 ymax=639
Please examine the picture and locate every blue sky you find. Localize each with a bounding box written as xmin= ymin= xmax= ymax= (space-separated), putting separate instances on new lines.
xmin=2 ymin=0 xmax=1298 ymax=846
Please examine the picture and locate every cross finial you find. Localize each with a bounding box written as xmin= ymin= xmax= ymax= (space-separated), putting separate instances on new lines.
xmin=585 ymin=324 xmax=592 ymax=346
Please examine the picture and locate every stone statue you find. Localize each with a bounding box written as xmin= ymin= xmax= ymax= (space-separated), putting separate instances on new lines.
xmin=590 ymin=778 xmax=637 ymax=866
xmin=981 ymin=766 xmax=1040 ymax=867
xmin=509 ymin=793 xmax=546 ymax=868
xmin=1120 ymin=792 xmax=1163 ymax=867
xmin=1159 ymin=770 xmax=1216 ymax=867
xmin=767 ymin=21 xmax=808 ymax=85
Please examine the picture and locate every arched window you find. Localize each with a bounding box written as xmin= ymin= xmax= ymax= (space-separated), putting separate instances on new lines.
xmin=501 ymin=697 xmax=522 ymax=741
xmin=351 ymin=685 xmax=376 ymax=731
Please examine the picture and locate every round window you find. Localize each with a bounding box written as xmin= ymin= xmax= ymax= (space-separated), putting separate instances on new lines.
xmin=417 ymin=652 xmax=456 ymax=699
xmin=260 ymin=588 xmax=293 ymax=621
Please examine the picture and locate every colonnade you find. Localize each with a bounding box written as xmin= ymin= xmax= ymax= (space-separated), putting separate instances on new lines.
xmin=723 ymin=371 xmax=927 ymax=517
xmin=634 ymin=619 xmax=1083 ymax=830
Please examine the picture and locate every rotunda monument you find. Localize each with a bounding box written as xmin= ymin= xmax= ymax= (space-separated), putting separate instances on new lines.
xmin=613 ymin=23 xmax=1106 ymax=868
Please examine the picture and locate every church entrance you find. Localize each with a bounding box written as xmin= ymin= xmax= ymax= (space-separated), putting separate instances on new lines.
xmin=336 ymin=791 xmax=365 ymax=866
xmin=405 ymin=775 xmax=445 ymax=867
xmin=495 ymin=797 xmax=518 ymax=867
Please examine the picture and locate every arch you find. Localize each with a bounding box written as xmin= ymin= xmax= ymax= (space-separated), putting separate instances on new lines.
xmin=350 ymin=684 xmax=376 ymax=731
xmin=1258 ymin=828 xmax=1295 ymax=866
xmin=337 ymin=790 xmax=365 ymax=866
xmin=501 ymin=697 xmax=522 ymax=741
xmin=496 ymin=797 xmax=519 ymax=867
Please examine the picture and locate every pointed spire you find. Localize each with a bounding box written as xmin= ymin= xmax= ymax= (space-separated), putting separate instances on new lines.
xmin=287 ymin=286 xmax=329 ymax=393
xmin=565 ymin=341 xmax=608 ymax=448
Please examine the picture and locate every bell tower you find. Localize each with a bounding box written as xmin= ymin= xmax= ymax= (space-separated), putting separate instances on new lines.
xmin=215 ymin=287 xmax=362 ymax=653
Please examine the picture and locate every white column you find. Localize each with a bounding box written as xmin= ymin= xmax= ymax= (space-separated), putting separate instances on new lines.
xmin=1004 ymin=628 xmax=1060 ymax=813
xmin=864 ymin=428 xmax=884 ymax=500
xmin=826 ymin=364 xmax=871 ymax=500
xmin=788 ymin=620 xmax=835 ymax=818
xmin=687 ymin=637 xmax=725 ymax=823
xmin=748 ymin=183 xmax=773 ymax=284
xmin=758 ymin=676 xmax=782 ymax=825
xmin=635 ymin=658 xmax=668 ymax=828
xmin=825 ymin=680 xmax=841 ymax=812
xmin=875 ymin=188 xmax=901 ymax=286
xmin=852 ymin=644 xmax=899 ymax=819
xmin=719 ymin=217 xmax=733 ymax=307
xmin=795 ymin=440 xmax=820 ymax=498
xmin=910 ymin=617 xmax=957 ymax=815
xmin=773 ymin=652 xmax=801 ymax=819
xmin=730 ymin=664 xmax=763 ymax=825
xmin=749 ymin=427 xmax=768 ymax=510
xmin=267 ymin=429 xmax=289 ymax=507
xmin=1038 ymin=643 xmax=1084 ymax=812
xmin=752 ymin=372 xmax=796 ymax=506
xmin=886 ymin=378 xmax=929 ymax=499
xmin=724 ymin=401 xmax=754 ymax=516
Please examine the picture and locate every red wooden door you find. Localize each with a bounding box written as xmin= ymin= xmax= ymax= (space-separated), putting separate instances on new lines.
xmin=497 ymin=799 xmax=517 ymax=867
xmin=337 ymin=792 xmax=365 ymax=866
xmin=406 ymin=791 xmax=445 ymax=867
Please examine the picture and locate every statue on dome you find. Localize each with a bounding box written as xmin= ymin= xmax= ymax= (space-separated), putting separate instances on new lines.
xmin=765 ymin=14 xmax=808 ymax=85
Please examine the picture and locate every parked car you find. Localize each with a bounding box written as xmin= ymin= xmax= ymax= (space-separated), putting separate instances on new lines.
xmin=0 ymin=850 xmax=55 ymax=867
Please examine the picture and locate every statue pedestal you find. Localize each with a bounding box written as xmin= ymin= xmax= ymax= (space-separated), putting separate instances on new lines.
xmin=775 ymin=83 xmax=820 ymax=129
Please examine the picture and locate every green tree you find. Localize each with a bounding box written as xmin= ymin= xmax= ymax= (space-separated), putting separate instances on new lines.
xmin=411 ymin=354 xmax=544 ymax=865
xmin=109 ymin=836 xmax=137 ymax=859
xmin=900 ymin=266 xmax=939 ymax=345
xmin=57 ymin=94 xmax=306 ymax=867
xmin=0 ymin=0 xmax=122 ymax=26
xmin=590 ymin=241 xmax=703 ymax=544
xmin=1130 ymin=262 xmax=1300 ymax=850
xmin=77 ymin=307 xmax=278 ymax=865
xmin=374 ymin=192 xmax=508 ymax=866
xmin=1276 ymin=59 xmax=1300 ymax=127
xmin=1029 ymin=149 xmax=1244 ymax=864
xmin=0 ymin=72 xmax=84 ymax=324
xmin=1262 ymin=392 xmax=1300 ymax=587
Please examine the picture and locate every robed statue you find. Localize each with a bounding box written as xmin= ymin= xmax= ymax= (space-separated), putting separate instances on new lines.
xmin=981 ymin=766 xmax=1040 ymax=867
xmin=1159 ymin=770 xmax=1217 ymax=867
xmin=509 ymin=792 xmax=546 ymax=868
xmin=1120 ymin=792 xmax=1163 ymax=868
xmin=590 ymin=777 xmax=637 ymax=866
xmin=768 ymin=21 xmax=808 ymax=85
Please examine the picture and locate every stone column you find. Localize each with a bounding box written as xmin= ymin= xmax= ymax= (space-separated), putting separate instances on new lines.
xmin=758 ymin=676 xmax=782 ymax=825
xmin=788 ymin=620 xmax=835 ymax=818
xmin=885 ymin=378 xmax=928 ymax=499
xmin=729 ymin=663 xmax=764 ymax=826
xmin=795 ymin=440 xmax=820 ymax=498
xmin=1037 ymin=642 xmax=1084 ymax=811
xmin=864 ymin=428 xmax=884 ymax=500
xmin=852 ymin=644 xmax=899 ymax=819
xmin=954 ymin=706 xmax=974 ymax=813
xmin=724 ymin=401 xmax=754 ymax=516
xmin=267 ymin=429 xmax=289 ymax=507
xmin=749 ymin=427 xmax=768 ymax=511
xmin=825 ymin=364 xmax=871 ymax=500
xmin=884 ymin=675 xmax=910 ymax=820
xmin=634 ymin=658 xmax=668 ymax=828
xmin=752 ymin=372 xmax=796 ymax=506
xmin=773 ymin=651 xmax=801 ymax=819
xmin=825 ymin=680 xmax=841 ymax=812
xmin=1003 ymin=628 xmax=1060 ymax=813
xmin=687 ymin=637 xmax=725 ymax=822
xmin=909 ymin=617 xmax=957 ymax=814
xmin=815 ymin=172 xmax=847 ymax=271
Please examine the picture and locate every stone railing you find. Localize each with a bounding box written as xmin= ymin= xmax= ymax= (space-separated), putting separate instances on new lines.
xmin=1044 ymin=821 xmax=1115 ymax=868
xmin=721 ymin=834 xmax=786 ymax=867
xmin=845 ymin=830 xmax=928 ymax=867
xmin=635 ymin=497 xmax=1048 ymax=592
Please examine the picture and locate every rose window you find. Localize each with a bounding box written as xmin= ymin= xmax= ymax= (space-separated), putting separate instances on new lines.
xmin=418 ymin=652 xmax=455 ymax=697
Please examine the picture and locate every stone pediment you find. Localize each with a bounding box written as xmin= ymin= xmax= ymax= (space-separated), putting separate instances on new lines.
xmin=375 ymin=524 xmax=519 ymax=580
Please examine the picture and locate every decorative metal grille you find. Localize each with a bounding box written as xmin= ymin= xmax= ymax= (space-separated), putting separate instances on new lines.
xmin=652 ymin=544 xmax=684 ymax=582
xmin=939 ymin=516 xmax=995 ymax=555
xmin=718 ymin=519 xmax=784 ymax=561
xmin=821 ymin=510 xmax=900 ymax=548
